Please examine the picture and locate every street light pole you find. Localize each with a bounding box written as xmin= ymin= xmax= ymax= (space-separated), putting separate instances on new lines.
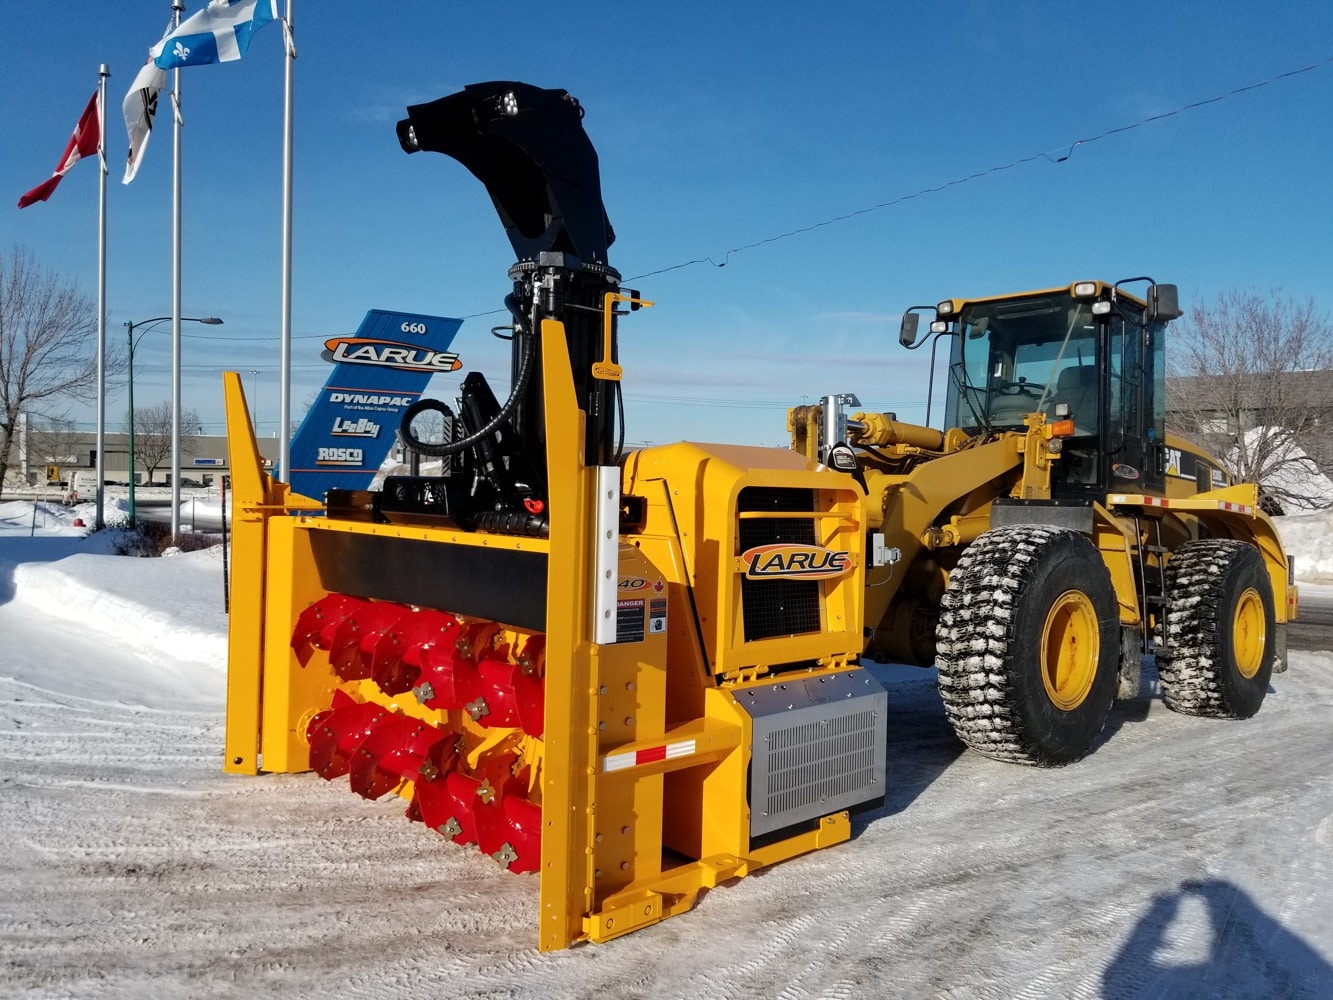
xmin=124 ymin=315 xmax=223 ymax=527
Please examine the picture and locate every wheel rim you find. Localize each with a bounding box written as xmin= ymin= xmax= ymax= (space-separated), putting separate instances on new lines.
xmin=1041 ymin=590 xmax=1100 ymax=711
xmin=1233 ymin=587 xmax=1266 ymax=679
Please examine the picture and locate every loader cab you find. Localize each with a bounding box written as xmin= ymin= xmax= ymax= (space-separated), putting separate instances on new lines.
xmin=941 ymin=281 xmax=1173 ymax=498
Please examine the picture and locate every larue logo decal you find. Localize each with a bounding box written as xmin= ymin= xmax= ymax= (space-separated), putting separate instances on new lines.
xmin=741 ymin=544 xmax=852 ymax=581
xmin=322 ymin=337 xmax=462 ymax=373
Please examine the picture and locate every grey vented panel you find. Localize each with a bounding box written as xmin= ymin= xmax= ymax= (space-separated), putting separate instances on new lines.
xmin=736 ymin=668 xmax=887 ymax=837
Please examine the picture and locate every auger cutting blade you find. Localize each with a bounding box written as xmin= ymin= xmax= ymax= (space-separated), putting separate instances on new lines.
xmin=328 ymin=602 xmax=407 ymax=681
xmin=292 ymin=594 xmax=367 ymax=663
xmin=412 ymin=642 xmax=482 ymax=711
xmin=306 ymin=691 xmax=385 ymax=780
xmin=372 ymin=609 xmax=459 ymax=696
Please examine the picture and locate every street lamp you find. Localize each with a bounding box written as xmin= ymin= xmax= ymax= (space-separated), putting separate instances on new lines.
xmin=124 ymin=315 xmax=223 ymax=527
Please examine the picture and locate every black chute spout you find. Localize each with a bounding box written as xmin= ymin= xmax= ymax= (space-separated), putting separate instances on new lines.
xmin=397 ymin=82 xmax=615 ymax=264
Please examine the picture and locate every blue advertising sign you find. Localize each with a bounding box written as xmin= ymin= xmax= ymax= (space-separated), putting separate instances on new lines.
xmin=287 ymin=308 xmax=463 ymax=500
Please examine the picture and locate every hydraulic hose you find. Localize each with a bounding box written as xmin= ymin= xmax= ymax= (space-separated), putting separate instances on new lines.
xmin=399 ymin=293 xmax=536 ymax=457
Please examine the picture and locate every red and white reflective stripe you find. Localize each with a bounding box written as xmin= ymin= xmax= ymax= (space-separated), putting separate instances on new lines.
xmin=1110 ymin=494 xmax=1169 ymax=507
xmin=603 ymin=738 xmax=697 ymax=772
xmin=1109 ymin=494 xmax=1253 ymax=515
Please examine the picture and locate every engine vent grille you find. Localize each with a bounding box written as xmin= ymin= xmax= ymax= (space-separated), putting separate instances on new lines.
xmin=738 ymin=487 xmax=821 ymax=641
xmin=739 ymin=669 xmax=888 ymax=837
xmin=765 ymin=709 xmax=880 ymax=816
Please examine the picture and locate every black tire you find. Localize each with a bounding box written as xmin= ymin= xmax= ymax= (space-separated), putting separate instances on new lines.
xmin=935 ymin=525 xmax=1119 ymax=766
xmin=1157 ymin=539 xmax=1274 ymax=719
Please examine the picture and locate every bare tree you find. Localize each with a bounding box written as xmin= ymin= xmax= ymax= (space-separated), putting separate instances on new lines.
xmin=1167 ymin=290 xmax=1333 ymax=512
xmin=128 ymin=401 xmax=201 ymax=485
xmin=0 ymin=248 xmax=101 ymax=498
xmin=25 ymin=411 xmax=83 ymax=475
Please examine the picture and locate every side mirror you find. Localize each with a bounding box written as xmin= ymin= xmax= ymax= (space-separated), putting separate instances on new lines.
xmin=1148 ymin=284 xmax=1180 ymax=322
xmin=899 ymin=312 xmax=920 ymax=348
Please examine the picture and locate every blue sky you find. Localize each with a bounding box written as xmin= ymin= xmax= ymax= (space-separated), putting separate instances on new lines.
xmin=3 ymin=2 xmax=1331 ymax=446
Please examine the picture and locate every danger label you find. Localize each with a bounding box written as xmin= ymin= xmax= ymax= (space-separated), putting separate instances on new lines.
xmin=616 ymin=599 xmax=646 ymax=644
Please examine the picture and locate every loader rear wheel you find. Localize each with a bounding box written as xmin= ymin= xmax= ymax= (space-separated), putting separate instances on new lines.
xmin=935 ymin=525 xmax=1118 ymax=766
xmin=1157 ymin=539 xmax=1274 ymax=719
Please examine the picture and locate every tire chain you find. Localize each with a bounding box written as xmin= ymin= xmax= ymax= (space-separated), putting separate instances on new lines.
xmin=935 ymin=524 xmax=1069 ymax=764
xmin=1158 ymin=538 xmax=1257 ymax=718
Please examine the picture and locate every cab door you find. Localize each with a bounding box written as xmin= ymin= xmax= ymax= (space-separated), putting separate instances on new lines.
xmin=1106 ymin=313 xmax=1161 ymax=493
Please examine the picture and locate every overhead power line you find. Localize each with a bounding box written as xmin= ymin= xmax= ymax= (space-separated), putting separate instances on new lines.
xmin=623 ymin=56 xmax=1333 ymax=282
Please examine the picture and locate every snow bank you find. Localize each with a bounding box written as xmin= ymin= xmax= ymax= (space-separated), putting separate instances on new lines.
xmin=1236 ymin=427 xmax=1333 ymax=510
xmin=1274 ymin=509 xmax=1333 ymax=584
xmin=1 ymin=501 xmax=229 ymax=675
xmin=10 ymin=546 xmax=229 ymax=670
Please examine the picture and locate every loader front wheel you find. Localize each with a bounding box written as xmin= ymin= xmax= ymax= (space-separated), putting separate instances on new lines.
xmin=935 ymin=525 xmax=1118 ymax=766
xmin=1157 ymin=539 xmax=1274 ymax=719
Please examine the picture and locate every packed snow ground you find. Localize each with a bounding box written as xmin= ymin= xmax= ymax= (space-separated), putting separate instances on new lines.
xmin=1 ymin=500 xmax=1330 ymax=999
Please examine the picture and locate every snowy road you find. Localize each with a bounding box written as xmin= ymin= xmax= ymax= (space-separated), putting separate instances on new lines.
xmin=1 ymin=519 xmax=1331 ymax=998
xmin=1291 ymin=589 xmax=1333 ymax=652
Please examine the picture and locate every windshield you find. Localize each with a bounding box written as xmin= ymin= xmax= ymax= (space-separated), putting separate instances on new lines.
xmin=945 ymin=295 xmax=1101 ymax=435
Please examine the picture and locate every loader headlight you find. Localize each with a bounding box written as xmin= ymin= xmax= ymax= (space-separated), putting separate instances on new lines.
xmin=936 ymin=300 xmax=955 ymax=317
xmin=1092 ymin=300 xmax=1112 ymax=315
xmin=1072 ymin=281 xmax=1098 ymax=298
xmin=500 ymin=91 xmax=520 ymax=117
xmin=930 ymin=320 xmax=949 ymax=334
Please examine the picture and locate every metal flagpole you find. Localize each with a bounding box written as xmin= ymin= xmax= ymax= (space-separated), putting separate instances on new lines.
xmin=95 ymin=65 xmax=109 ymax=529
xmin=170 ymin=1 xmax=184 ymax=537
xmin=278 ymin=0 xmax=296 ymax=481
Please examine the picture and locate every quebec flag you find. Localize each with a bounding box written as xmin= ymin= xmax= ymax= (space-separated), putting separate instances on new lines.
xmin=152 ymin=0 xmax=278 ymax=69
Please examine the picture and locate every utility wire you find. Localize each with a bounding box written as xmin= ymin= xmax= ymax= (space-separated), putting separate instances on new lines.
xmin=142 ymin=62 xmax=1330 ymax=384
xmin=448 ymin=57 xmax=1330 ymax=315
xmin=623 ymin=56 xmax=1333 ymax=282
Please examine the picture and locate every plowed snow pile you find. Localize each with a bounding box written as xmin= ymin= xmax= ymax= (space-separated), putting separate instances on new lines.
xmin=1 ymin=501 xmax=1330 ymax=999
xmin=1275 ymin=508 xmax=1333 ymax=583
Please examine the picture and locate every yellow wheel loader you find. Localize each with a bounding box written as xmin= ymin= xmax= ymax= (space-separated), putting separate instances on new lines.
xmin=222 ymin=82 xmax=1294 ymax=949
xmin=790 ymin=279 xmax=1295 ymax=766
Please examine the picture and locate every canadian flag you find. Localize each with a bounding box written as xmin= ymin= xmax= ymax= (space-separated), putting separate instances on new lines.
xmin=17 ymin=92 xmax=101 ymax=209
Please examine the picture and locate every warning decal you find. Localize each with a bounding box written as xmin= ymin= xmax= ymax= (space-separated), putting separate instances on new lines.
xmin=616 ymin=598 xmax=646 ymax=644
xmin=648 ymin=597 xmax=668 ymax=634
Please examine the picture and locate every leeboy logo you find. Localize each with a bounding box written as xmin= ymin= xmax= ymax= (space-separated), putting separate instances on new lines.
xmin=322 ymin=337 xmax=462 ymax=373
xmin=741 ymin=544 xmax=852 ymax=581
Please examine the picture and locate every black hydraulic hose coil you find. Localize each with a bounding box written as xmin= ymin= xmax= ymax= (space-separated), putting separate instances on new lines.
xmin=399 ymin=294 xmax=536 ymax=457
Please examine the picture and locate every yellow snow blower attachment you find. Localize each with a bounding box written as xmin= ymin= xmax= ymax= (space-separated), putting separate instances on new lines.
xmin=223 ymin=82 xmax=887 ymax=950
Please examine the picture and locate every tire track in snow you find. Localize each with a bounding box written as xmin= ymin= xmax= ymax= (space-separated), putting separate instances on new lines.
xmin=4 ymin=642 xmax=1332 ymax=998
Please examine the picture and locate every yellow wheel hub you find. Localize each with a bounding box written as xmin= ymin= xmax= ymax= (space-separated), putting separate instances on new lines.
xmin=1232 ymin=587 xmax=1266 ymax=679
xmin=1040 ymin=590 xmax=1099 ymax=711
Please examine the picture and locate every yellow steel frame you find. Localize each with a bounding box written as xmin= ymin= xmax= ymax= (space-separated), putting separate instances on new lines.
xmin=221 ymin=315 xmax=867 ymax=950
